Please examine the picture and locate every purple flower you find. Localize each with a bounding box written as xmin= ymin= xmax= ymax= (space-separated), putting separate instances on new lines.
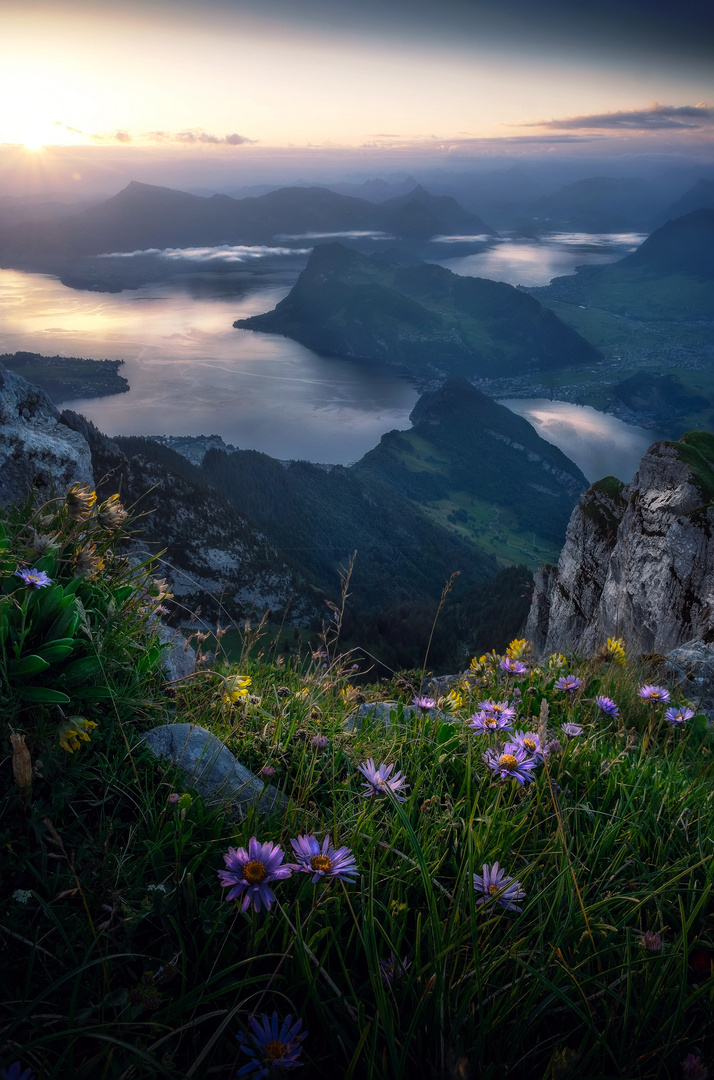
xmin=561 ymin=723 xmax=583 ymax=737
xmin=638 ymin=684 xmax=670 ymax=704
xmin=473 ymin=862 xmax=526 ymax=912
xmin=554 ymin=675 xmax=583 ymax=694
xmin=237 ymin=1012 xmax=307 ymax=1076
xmin=664 ymin=706 xmax=696 ymax=726
xmin=14 ymin=568 xmax=52 ymax=589
xmin=641 ymin=930 xmax=663 ymax=952
xmin=595 ymin=695 xmax=619 ymax=718
xmin=290 ymin=834 xmax=358 ymax=883
xmin=546 ymin=738 xmax=563 ymax=755
xmin=476 ymin=699 xmax=516 ymax=723
xmin=483 ymin=744 xmax=537 ymax=786
xmin=412 ymin=695 xmax=436 ymax=711
xmin=682 ymin=1054 xmax=709 ymax=1080
xmin=218 ymin=838 xmax=294 ymax=914
xmin=311 ymin=734 xmax=329 ymax=749
xmin=0 ymin=1065 xmax=36 ymax=1080
xmin=357 ymin=759 xmax=410 ymax=802
xmin=259 ymin=765 xmax=276 ymax=780
xmin=468 ymin=710 xmax=514 ymax=734
xmin=510 ymin=730 xmax=546 ymax=762
xmin=379 ymin=953 xmax=411 ymax=984
xmin=166 ymin=792 xmax=180 ymax=805
xmin=499 ymin=658 xmax=528 ymax=676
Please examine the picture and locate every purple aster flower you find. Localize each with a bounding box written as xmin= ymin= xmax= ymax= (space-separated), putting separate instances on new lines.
xmin=218 ymin=838 xmax=294 ymax=914
xmin=476 ymin=699 xmax=516 ymax=723
xmin=473 ymin=862 xmax=526 ymax=912
xmin=510 ymin=730 xmax=546 ymax=762
xmin=595 ymin=695 xmax=619 ymax=718
xmin=290 ymin=834 xmax=358 ymax=883
xmin=468 ymin=710 xmax=514 ymax=734
xmin=561 ymin=723 xmax=583 ymax=737
xmin=237 ymin=1011 xmax=307 ymax=1076
xmin=682 ymin=1054 xmax=709 ymax=1080
xmin=0 ymin=1065 xmax=36 ymax=1080
xmin=554 ymin=675 xmax=583 ymax=694
xmin=499 ymin=658 xmax=528 ymax=676
xmin=357 ymin=758 xmax=410 ymax=802
xmin=259 ymin=765 xmax=276 ymax=780
xmin=14 ymin=568 xmax=52 ymax=589
xmin=546 ymin=738 xmax=562 ymax=755
xmin=638 ymin=684 xmax=670 ymax=704
xmin=482 ymin=744 xmax=537 ymax=786
xmin=412 ymin=695 xmax=436 ymax=711
xmin=664 ymin=706 xmax=696 ymax=726
xmin=311 ymin=734 xmax=329 ymax=749
xmin=641 ymin=930 xmax=663 ymax=952
xmin=379 ymin=953 xmax=411 ymax=984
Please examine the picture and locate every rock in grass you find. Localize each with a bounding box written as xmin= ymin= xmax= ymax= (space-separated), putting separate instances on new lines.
xmin=141 ymin=723 xmax=287 ymax=815
xmin=666 ymin=640 xmax=714 ymax=723
xmin=344 ymin=700 xmax=453 ymax=732
xmin=156 ymin=624 xmax=196 ymax=683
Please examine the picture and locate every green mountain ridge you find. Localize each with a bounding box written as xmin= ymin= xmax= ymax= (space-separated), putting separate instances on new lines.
xmin=234 ymin=242 xmax=601 ymax=380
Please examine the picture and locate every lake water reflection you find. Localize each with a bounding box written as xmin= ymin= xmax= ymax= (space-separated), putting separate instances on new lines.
xmin=436 ymin=232 xmax=647 ymax=286
xmin=0 ymin=268 xmax=418 ymax=464
xmin=498 ymin=399 xmax=657 ymax=482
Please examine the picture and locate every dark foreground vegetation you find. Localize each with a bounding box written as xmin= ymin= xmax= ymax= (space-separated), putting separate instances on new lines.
xmin=2 ymin=488 xmax=713 ymax=1079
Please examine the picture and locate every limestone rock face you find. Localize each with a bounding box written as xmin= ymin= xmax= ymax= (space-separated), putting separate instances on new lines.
xmin=0 ymin=364 xmax=94 ymax=503
xmin=666 ymin=640 xmax=714 ymax=721
xmin=527 ymin=434 xmax=714 ymax=656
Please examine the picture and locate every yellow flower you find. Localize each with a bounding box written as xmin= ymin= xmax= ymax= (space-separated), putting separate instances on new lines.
xmin=444 ymin=689 xmax=464 ymax=711
xmin=506 ymin=638 xmax=532 ymax=661
xmin=97 ymin=493 xmax=128 ymax=531
xmin=548 ymin=652 xmax=568 ymax=671
xmin=66 ymin=483 xmax=97 ymax=522
xmin=603 ymin=637 xmax=626 ymax=666
xmin=221 ymin=673 xmax=252 ymax=705
xmin=74 ymin=543 xmax=105 ymax=579
xmin=58 ymin=717 xmax=98 ymax=753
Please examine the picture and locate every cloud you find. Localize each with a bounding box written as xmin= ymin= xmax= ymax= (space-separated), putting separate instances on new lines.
xmin=54 ymin=123 xmax=255 ymax=146
xmin=274 ymin=230 xmax=394 ymax=240
xmin=528 ymin=103 xmax=714 ymax=131
xmin=97 ymin=244 xmax=311 ymax=262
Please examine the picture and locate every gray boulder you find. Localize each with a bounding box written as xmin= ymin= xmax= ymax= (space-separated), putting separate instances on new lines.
xmin=0 ymin=364 xmax=94 ymax=503
xmin=344 ymin=700 xmax=453 ymax=732
xmin=666 ymin=640 xmax=714 ymax=722
xmin=141 ymin=723 xmax=287 ymax=815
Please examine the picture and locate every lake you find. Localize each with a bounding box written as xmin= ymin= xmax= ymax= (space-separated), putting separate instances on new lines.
xmin=0 ymin=232 xmax=654 ymax=476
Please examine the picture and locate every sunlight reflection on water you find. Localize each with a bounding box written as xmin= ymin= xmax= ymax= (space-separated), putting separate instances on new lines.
xmin=498 ymin=399 xmax=658 ymax=482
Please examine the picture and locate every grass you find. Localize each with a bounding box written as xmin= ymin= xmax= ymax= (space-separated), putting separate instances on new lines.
xmin=2 ymin=499 xmax=714 ymax=1079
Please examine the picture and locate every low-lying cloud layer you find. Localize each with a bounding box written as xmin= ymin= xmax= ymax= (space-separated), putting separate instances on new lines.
xmin=56 ymin=123 xmax=256 ymax=146
xmin=531 ymin=103 xmax=713 ymax=131
xmin=97 ymin=245 xmax=310 ymax=262
xmin=274 ymin=231 xmax=393 ymax=240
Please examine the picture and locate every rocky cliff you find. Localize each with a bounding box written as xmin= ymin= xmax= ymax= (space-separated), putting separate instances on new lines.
xmin=527 ymin=431 xmax=714 ymax=656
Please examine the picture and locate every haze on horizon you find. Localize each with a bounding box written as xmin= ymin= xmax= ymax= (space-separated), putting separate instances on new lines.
xmin=1 ymin=0 xmax=713 ymax=198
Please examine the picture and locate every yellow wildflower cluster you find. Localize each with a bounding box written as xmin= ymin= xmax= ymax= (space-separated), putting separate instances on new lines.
xmin=65 ymin=484 xmax=97 ymax=522
xmin=444 ymin=689 xmax=464 ymax=711
xmin=74 ymin=543 xmax=106 ymax=580
xmin=470 ymin=650 xmax=500 ymax=676
xmin=97 ymin=493 xmax=128 ymax=531
xmin=548 ymin=652 xmax=568 ymax=672
xmin=58 ymin=717 xmax=98 ymax=753
xmin=506 ymin=638 xmax=532 ymax=661
xmin=221 ymin=674 xmax=252 ymax=706
xmin=603 ymin=637 xmax=627 ymax=666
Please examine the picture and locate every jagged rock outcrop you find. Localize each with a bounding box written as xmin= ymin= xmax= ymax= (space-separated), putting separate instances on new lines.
xmin=0 ymin=363 xmax=94 ymax=503
xmin=527 ymin=433 xmax=714 ymax=656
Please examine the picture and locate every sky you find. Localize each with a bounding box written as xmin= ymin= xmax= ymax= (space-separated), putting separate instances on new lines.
xmin=1 ymin=0 xmax=713 ymax=195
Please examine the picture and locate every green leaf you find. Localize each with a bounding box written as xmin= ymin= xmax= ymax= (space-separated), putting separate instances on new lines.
xmin=112 ymin=586 xmax=135 ymax=605
xmin=45 ymin=601 xmax=79 ymax=642
xmin=137 ymin=646 xmax=161 ymax=673
xmin=33 ymin=553 xmax=57 ymax=576
xmin=36 ymin=643 xmax=75 ymax=663
xmin=59 ymin=656 xmax=103 ymax=685
xmin=9 ymin=654 xmax=51 ymax=676
xmin=690 ymin=713 xmax=709 ymax=740
xmin=19 ymin=686 xmax=71 ymax=704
